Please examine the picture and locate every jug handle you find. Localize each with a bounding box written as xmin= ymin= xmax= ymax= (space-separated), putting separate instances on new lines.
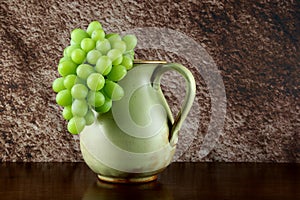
xmin=151 ymin=63 xmax=196 ymax=146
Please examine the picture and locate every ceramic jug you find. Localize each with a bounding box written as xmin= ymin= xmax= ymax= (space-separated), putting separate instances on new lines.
xmin=80 ymin=60 xmax=196 ymax=183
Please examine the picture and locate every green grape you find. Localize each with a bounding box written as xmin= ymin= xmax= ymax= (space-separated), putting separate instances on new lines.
xmin=56 ymin=89 xmax=72 ymax=106
xmin=62 ymin=105 xmax=73 ymax=120
xmin=70 ymin=40 xmax=77 ymax=46
xmin=71 ymin=29 xmax=89 ymax=44
xmin=64 ymin=44 xmax=80 ymax=58
xmin=67 ymin=116 xmax=86 ymax=134
xmin=86 ymin=50 xmax=102 ymax=65
xmin=71 ymin=48 xmax=86 ymax=64
xmin=87 ymin=73 xmax=105 ymax=91
xmin=106 ymin=33 xmax=121 ymax=44
xmin=122 ymin=34 xmax=137 ymax=51
xmin=121 ymin=55 xmax=133 ymax=70
xmin=63 ymin=74 xmax=77 ymax=90
xmin=103 ymin=80 xmax=124 ymax=101
xmin=72 ymin=99 xmax=88 ymax=117
xmin=96 ymin=39 xmax=111 ymax=55
xmin=91 ymin=29 xmax=105 ymax=41
xmin=84 ymin=109 xmax=95 ymax=125
xmin=75 ymin=77 xmax=86 ymax=85
xmin=52 ymin=77 xmax=65 ymax=93
xmin=103 ymin=65 xmax=112 ymax=75
xmin=58 ymin=60 xmax=77 ymax=77
xmin=59 ymin=57 xmax=71 ymax=64
xmin=76 ymin=64 xmax=95 ymax=80
xmin=95 ymin=56 xmax=112 ymax=75
xmin=107 ymin=65 xmax=127 ymax=81
xmin=71 ymin=84 xmax=88 ymax=99
xmin=87 ymin=21 xmax=102 ymax=36
xmin=107 ymin=49 xmax=122 ymax=65
xmin=113 ymin=56 xmax=123 ymax=65
xmin=81 ymin=38 xmax=96 ymax=53
xmin=105 ymin=33 xmax=116 ymax=38
xmin=94 ymin=97 xmax=112 ymax=113
xmin=63 ymin=47 xmax=69 ymax=57
xmin=111 ymin=40 xmax=126 ymax=53
xmin=87 ymin=91 xmax=105 ymax=107
xmin=123 ymin=50 xmax=135 ymax=60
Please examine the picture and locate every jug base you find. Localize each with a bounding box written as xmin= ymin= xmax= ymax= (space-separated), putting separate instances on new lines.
xmin=97 ymin=174 xmax=158 ymax=184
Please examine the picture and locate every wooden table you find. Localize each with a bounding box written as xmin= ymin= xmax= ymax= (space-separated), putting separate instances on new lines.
xmin=0 ymin=162 xmax=299 ymax=199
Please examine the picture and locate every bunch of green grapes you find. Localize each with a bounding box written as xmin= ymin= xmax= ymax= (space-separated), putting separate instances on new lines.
xmin=52 ymin=21 xmax=137 ymax=134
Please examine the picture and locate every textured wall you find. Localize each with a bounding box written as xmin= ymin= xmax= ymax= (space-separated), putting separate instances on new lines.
xmin=0 ymin=0 xmax=299 ymax=162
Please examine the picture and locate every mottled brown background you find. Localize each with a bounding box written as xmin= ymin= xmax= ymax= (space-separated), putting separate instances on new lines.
xmin=0 ymin=0 xmax=299 ymax=162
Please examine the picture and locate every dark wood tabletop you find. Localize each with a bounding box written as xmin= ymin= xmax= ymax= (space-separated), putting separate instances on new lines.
xmin=0 ymin=162 xmax=299 ymax=200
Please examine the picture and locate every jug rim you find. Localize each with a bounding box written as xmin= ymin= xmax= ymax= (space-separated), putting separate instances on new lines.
xmin=133 ymin=59 xmax=167 ymax=64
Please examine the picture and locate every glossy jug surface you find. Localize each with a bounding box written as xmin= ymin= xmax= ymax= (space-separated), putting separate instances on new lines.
xmin=80 ymin=61 xmax=196 ymax=183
